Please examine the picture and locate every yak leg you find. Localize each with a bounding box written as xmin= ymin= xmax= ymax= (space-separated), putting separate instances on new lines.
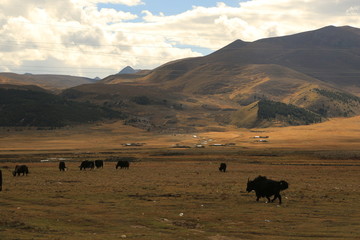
xmin=272 ymin=193 xmax=282 ymax=204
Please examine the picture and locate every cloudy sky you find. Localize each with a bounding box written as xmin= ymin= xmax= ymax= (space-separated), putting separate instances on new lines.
xmin=0 ymin=0 xmax=359 ymax=78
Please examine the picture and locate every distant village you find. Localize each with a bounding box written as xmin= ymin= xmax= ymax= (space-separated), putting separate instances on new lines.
xmin=122 ymin=134 xmax=270 ymax=150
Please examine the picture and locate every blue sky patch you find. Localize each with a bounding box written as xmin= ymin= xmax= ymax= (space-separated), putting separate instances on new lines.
xmin=98 ymin=0 xmax=244 ymax=17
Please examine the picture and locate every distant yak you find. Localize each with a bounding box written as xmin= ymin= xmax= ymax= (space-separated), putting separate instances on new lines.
xmin=246 ymin=176 xmax=289 ymax=204
xmin=59 ymin=161 xmax=67 ymax=171
xmin=116 ymin=160 xmax=129 ymax=169
xmin=219 ymin=163 xmax=227 ymax=172
xmin=79 ymin=160 xmax=94 ymax=170
xmin=95 ymin=160 xmax=104 ymax=169
xmin=13 ymin=165 xmax=29 ymax=176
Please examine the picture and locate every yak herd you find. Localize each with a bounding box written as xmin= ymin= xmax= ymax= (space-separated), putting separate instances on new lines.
xmin=1 ymin=161 xmax=289 ymax=204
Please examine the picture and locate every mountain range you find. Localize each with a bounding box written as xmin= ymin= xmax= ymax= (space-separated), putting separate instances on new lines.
xmin=0 ymin=73 xmax=97 ymax=91
xmin=1 ymin=25 xmax=360 ymax=130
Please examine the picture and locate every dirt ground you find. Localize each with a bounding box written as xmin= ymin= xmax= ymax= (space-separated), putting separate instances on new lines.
xmin=0 ymin=117 xmax=360 ymax=239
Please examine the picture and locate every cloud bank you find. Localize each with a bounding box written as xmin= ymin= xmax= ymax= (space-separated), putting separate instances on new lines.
xmin=0 ymin=0 xmax=359 ymax=78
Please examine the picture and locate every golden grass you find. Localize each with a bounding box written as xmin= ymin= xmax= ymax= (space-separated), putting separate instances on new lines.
xmin=2 ymin=116 xmax=360 ymax=153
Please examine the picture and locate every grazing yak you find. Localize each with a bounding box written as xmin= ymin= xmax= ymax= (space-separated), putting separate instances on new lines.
xmin=13 ymin=165 xmax=29 ymax=176
xmin=246 ymin=176 xmax=289 ymax=204
xmin=79 ymin=160 xmax=95 ymax=170
xmin=116 ymin=160 xmax=129 ymax=169
xmin=219 ymin=163 xmax=227 ymax=172
xmin=59 ymin=161 xmax=67 ymax=171
xmin=95 ymin=160 xmax=104 ymax=169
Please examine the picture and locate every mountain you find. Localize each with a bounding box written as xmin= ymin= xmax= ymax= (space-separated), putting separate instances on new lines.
xmin=0 ymin=73 xmax=97 ymax=91
xmin=93 ymin=25 xmax=360 ymax=129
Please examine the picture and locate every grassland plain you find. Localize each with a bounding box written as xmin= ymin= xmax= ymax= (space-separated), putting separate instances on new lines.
xmin=1 ymin=152 xmax=360 ymax=240
xmin=0 ymin=117 xmax=360 ymax=239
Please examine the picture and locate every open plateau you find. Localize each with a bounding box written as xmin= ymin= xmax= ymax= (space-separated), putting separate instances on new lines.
xmin=1 ymin=26 xmax=360 ymax=240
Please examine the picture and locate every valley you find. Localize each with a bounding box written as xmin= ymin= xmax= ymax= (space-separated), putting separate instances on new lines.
xmin=2 ymin=115 xmax=360 ymax=159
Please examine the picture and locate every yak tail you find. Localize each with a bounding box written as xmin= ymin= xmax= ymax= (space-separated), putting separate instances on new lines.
xmin=279 ymin=180 xmax=289 ymax=190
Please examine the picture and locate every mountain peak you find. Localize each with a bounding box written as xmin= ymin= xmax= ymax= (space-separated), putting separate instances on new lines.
xmin=118 ymin=66 xmax=138 ymax=74
xmin=212 ymin=39 xmax=248 ymax=53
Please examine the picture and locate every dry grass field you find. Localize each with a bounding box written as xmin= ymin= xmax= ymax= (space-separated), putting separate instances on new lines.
xmin=1 ymin=117 xmax=360 ymax=239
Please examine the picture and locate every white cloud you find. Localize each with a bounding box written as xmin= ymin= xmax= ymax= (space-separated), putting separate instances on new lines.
xmin=0 ymin=0 xmax=359 ymax=78
xmin=346 ymin=6 xmax=360 ymax=15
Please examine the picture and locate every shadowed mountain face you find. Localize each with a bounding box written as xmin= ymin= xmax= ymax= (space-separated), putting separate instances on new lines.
xmin=0 ymin=85 xmax=125 ymax=127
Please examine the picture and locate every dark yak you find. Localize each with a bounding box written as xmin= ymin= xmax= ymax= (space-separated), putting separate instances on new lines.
xmin=219 ymin=163 xmax=227 ymax=172
xmin=59 ymin=161 xmax=67 ymax=171
xmin=0 ymin=169 xmax=2 ymax=191
xmin=116 ymin=160 xmax=129 ymax=169
xmin=13 ymin=165 xmax=29 ymax=176
xmin=95 ymin=160 xmax=104 ymax=168
xmin=246 ymin=176 xmax=289 ymax=204
xmin=79 ymin=160 xmax=94 ymax=170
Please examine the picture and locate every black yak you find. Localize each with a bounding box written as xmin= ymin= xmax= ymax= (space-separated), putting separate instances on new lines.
xmin=246 ymin=176 xmax=288 ymax=204
xmin=79 ymin=160 xmax=94 ymax=170
xmin=116 ymin=160 xmax=129 ymax=169
xmin=219 ymin=163 xmax=227 ymax=172
xmin=95 ymin=160 xmax=104 ymax=168
xmin=13 ymin=165 xmax=29 ymax=176
xmin=59 ymin=161 xmax=67 ymax=171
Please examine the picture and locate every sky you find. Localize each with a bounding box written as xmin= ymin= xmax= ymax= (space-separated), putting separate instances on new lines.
xmin=0 ymin=0 xmax=359 ymax=78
